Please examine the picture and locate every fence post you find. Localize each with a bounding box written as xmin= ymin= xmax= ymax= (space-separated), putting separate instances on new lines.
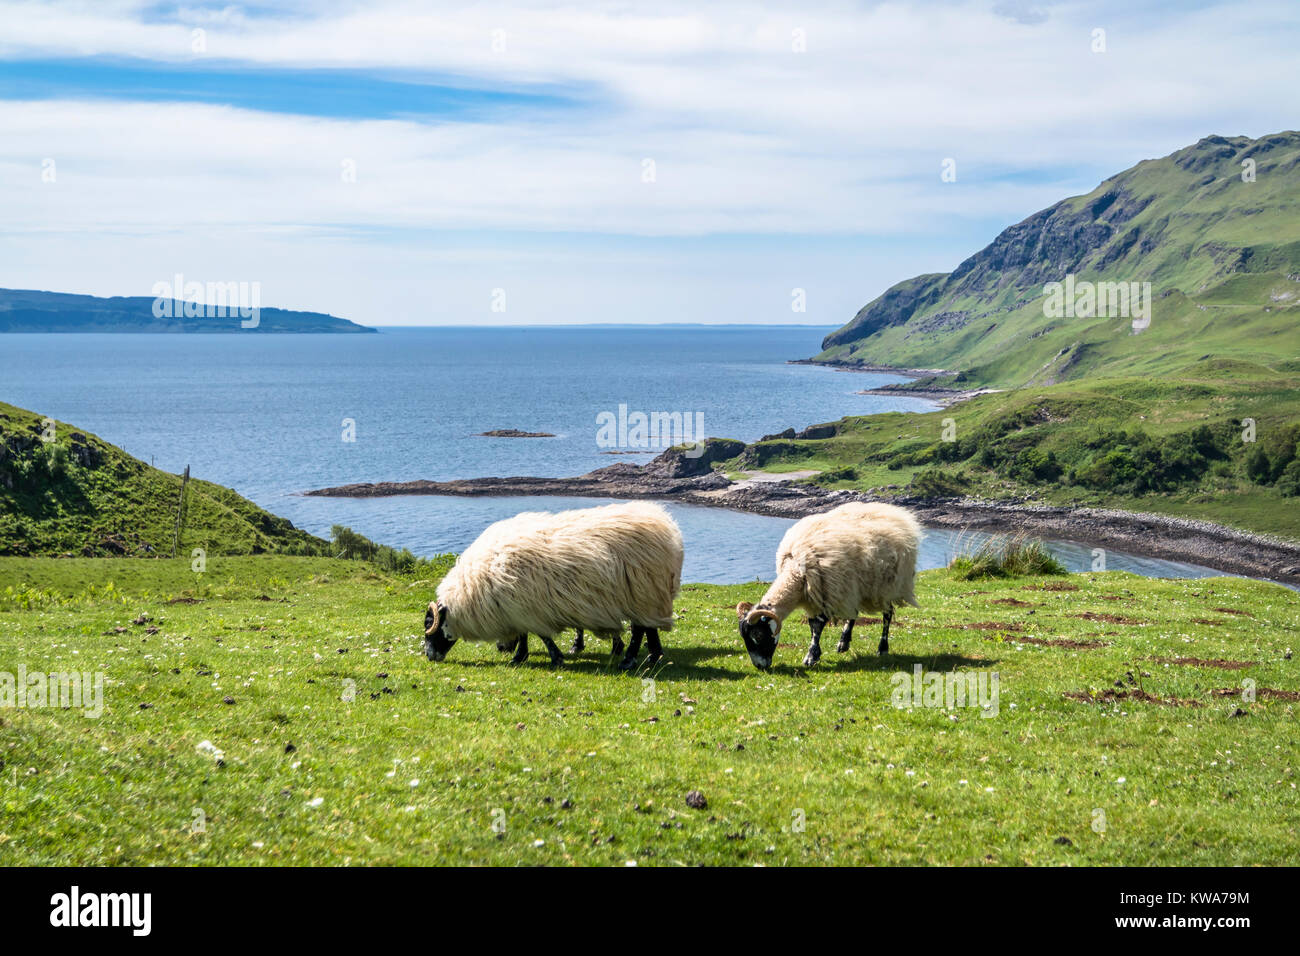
xmin=172 ymin=464 xmax=190 ymax=557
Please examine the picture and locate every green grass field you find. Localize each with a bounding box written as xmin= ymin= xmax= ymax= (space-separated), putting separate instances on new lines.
xmin=2 ymin=556 xmax=1296 ymax=865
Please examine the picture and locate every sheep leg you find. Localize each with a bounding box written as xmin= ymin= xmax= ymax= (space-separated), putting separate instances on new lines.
xmin=619 ymin=625 xmax=645 ymax=671
xmin=539 ymin=634 xmax=564 ymax=666
xmin=510 ymin=633 xmax=529 ymax=665
xmin=879 ymin=608 xmax=893 ymax=655
xmin=836 ymin=619 xmax=854 ymax=653
xmin=611 ymin=633 xmax=625 ymax=657
xmin=570 ymin=628 xmax=585 ymax=655
xmin=643 ymin=628 xmax=663 ymax=667
xmin=804 ymin=614 xmax=827 ymax=667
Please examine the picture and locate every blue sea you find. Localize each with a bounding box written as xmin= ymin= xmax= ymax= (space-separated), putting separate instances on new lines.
xmin=0 ymin=326 xmax=1232 ymax=583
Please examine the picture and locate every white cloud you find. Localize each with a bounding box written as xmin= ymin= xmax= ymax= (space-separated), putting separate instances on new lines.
xmin=0 ymin=0 xmax=1296 ymax=323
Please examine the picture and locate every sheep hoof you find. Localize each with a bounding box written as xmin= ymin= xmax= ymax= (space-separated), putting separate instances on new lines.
xmin=878 ymin=640 xmax=889 ymax=655
xmin=803 ymin=648 xmax=821 ymax=667
xmin=569 ymin=641 xmax=583 ymax=655
xmin=644 ymin=652 xmax=662 ymax=668
xmin=835 ymin=639 xmax=851 ymax=653
xmin=618 ymin=655 xmax=639 ymax=672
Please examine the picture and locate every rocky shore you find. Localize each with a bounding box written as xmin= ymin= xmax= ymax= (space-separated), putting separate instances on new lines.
xmin=787 ymin=360 xmax=993 ymax=408
xmin=305 ymin=442 xmax=1300 ymax=586
xmin=854 ymin=384 xmax=1002 ymax=407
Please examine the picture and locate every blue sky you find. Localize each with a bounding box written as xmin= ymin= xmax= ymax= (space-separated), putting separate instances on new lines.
xmin=0 ymin=0 xmax=1297 ymax=326
xmin=0 ymin=57 xmax=592 ymax=119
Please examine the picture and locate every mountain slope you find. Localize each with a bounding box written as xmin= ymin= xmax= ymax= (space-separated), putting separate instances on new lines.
xmin=0 ymin=401 xmax=328 ymax=556
xmin=816 ymin=131 xmax=1300 ymax=387
xmin=0 ymin=288 xmax=375 ymax=333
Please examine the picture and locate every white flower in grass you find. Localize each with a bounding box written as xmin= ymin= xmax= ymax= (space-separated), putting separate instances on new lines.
xmin=306 ymin=797 xmax=324 ymax=808
xmin=196 ymin=740 xmax=225 ymax=762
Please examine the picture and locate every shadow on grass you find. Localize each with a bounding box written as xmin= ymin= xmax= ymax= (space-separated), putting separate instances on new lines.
xmin=823 ymin=651 xmax=1000 ymax=674
xmin=461 ymin=644 xmax=755 ymax=681
xmin=456 ymin=645 xmax=997 ymax=681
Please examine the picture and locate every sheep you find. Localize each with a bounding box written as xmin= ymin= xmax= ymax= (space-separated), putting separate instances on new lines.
xmin=735 ymin=502 xmax=921 ymax=670
xmin=423 ymin=501 xmax=683 ymax=670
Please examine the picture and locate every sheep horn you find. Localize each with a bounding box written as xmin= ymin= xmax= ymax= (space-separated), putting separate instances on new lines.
xmin=424 ymin=601 xmax=447 ymax=636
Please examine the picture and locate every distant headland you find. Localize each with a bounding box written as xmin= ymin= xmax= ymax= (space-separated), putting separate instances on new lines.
xmin=0 ymin=288 xmax=375 ymax=333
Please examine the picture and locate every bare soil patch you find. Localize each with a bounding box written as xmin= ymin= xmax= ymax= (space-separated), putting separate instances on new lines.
xmin=1211 ymin=687 xmax=1300 ymax=701
xmin=1073 ymin=612 xmax=1144 ymax=625
xmin=1149 ymin=656 xmax=1256 ymax=670
xmin=987 ymin=634 xmax=1109 ymax=649
xmin=1064 ymin=689 xmax=1201 ymax=707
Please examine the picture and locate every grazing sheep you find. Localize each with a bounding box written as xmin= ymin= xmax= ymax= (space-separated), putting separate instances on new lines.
xmin=736 ymin=502 xmax=921 ymax=670
xmin=424 ymin=502 xmax=683 ymax=670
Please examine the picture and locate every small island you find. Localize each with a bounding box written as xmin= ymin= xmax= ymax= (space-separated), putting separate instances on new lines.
xmin=0 ymin=288 xmax=375 ymax=333
xmin=477 ymin=429 xmax=556 ymax=438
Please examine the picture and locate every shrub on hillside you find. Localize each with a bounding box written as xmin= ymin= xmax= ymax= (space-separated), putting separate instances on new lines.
xmin=1245 ymin=424 xmax=1300 ymax=495
xmin=1070 ymin=424 xmax=1232 ymax=494
xmin=909 ymin=468 xmax=969 ymax=498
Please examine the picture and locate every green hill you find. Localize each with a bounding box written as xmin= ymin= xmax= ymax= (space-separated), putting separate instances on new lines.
xmin=712 ymin=132 xmax=1300 ymax=540
xmin=0 ymin=288 xmax=375 ymax=333
xmin=0 ymin=401 xmax=328 ymax=557
xmin=815 ymin=131 xmax=1300 ymax=387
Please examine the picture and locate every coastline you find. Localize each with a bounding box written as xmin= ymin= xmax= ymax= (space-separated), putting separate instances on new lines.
xmin=304 ymin=464 xmax=1300 ymax=587
xmin=787 ymin=359 xmax=991 ymax=407
xmin=854 ymin=384 xmax=1003 ymax=407
xmin=787 ymin=359 xmax=945 ymax=377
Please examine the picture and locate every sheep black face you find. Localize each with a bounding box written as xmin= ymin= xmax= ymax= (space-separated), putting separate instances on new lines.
xmin=423 ymin=601 xmax=456 ymax=661
xmin=736 ymin=602 xmax=779 ymax=670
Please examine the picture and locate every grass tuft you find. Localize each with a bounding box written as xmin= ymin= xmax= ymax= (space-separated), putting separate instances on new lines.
xmin=949 ymin=533 xmax=1068 ymax=580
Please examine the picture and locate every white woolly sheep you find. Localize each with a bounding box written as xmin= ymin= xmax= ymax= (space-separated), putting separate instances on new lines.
xmin=424 ymin=501 xmax=683 ymax=670
xmin=736 ymin=501 xmax=921 ymax=669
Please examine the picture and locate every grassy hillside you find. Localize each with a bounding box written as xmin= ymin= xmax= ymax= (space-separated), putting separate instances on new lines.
xmin=752 ymin=132 xmax=1300 ymax=539
xmin=815 ymin=131 xmax=1300 ymax=385
xmin=1 ymin=556 xmax=1295 ymax=865
xmin=714 ymin=367 xmax=1300 ymax=540
xmin=0 ymin=401 xmax=327 ymax=557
